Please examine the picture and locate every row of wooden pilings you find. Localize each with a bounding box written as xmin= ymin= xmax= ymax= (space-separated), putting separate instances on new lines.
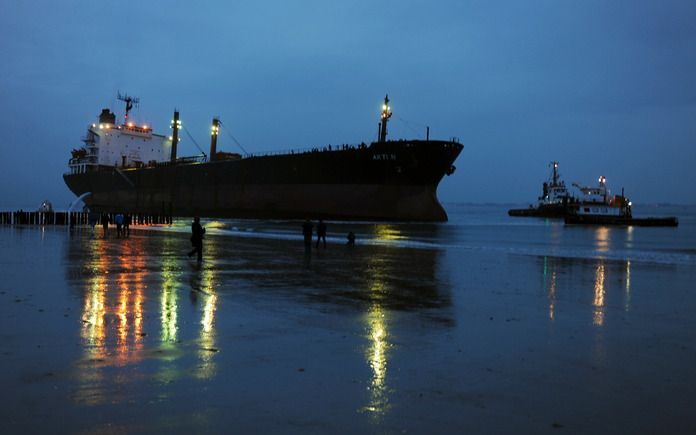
xmin=0 ymin=211 xmax=173 ymax=226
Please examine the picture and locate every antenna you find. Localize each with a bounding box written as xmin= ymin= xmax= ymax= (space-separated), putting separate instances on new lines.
xmin=117 ymin=91 xmax=140 ymax=121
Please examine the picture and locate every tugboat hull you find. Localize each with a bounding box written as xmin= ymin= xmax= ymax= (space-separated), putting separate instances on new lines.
xmin=564 ymin=215 xmax=678 ymax=227
xmin=508 ymin=204 xmax=577 ymax=218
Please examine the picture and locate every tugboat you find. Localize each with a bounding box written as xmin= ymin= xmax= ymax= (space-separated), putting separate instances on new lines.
xmin=508 ymin=161 xmax=578 ymax=217
xmin=564 ymin=176 xmax=678 ymax=227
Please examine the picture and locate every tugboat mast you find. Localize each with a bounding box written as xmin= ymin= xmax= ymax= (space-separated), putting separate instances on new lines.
xmin=551 ymin=161 xmax=559 ymax=187
xmin=378 ymin=94 xmax=392 ymax=142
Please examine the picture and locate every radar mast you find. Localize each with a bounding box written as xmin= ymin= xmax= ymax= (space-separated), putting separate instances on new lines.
xmin=117 ymin=92 xmax=140 ymax=122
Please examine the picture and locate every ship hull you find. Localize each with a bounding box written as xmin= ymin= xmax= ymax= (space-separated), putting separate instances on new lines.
xmin=64 ymin=141 xmax=462 ymax=221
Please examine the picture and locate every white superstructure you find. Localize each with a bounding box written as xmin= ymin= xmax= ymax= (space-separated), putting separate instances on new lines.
xmin=538 ymin=161 xmax=575 ymax=206
xmin=574 ymin=176 xmax=632 ymax=217
xmin=68 ymin=108 xmax=172 ymax=174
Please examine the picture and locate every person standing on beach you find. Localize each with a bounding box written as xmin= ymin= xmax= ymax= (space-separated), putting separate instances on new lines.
xmin=347 ymin=231 xmax=355 ymax=246
xmin=115 ymin=213 xmax=124 ymax=238
xmin=101 ymin=213 xmax=110 ymax=238
xmin=316 ymin=219 xmax=327 ymax=248
xmin=302 ymin=219 xmax=313 ymax=250
xmin=188 ymin=216 xmax=205 ymax=262
xmin=123 ymin=213 xmax=131 ymax=237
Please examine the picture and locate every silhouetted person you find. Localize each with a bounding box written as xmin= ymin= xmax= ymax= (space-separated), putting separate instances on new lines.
xmin=316 ymin=219 xmax=327 ymax=248
xmin=101 ymin=213 xmax=110 ymax=238
xmin=88 ymin=212 xmax=99 ymax=234
xmin=123 ymin=213 xmax=131 ymax=237
xmin=347 ymin=231 xmax=355 ymax=246
xmin=188 ymin=216 xmax=205 ymax=262
xmin=302 ymin=219 xmax=313 ymax=250
xmin=115 ymin=213 xmax=124 ymax=238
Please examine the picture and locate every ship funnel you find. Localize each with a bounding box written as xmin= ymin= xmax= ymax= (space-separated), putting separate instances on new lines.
xmin=170 ymin=110 xmax=180 ymax=164
xmin=210 ymin=118 xmax=220 ymax=161
xmin=99 ymin=109 xmax=115 ymax=124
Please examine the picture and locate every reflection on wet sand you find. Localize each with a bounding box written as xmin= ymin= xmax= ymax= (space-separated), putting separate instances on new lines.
xmin=78 ymin=237 xmax=148 ymax=404
xmin=594 ymin=227 xmax=610 ymax=253
xmin=541 ymin=255 xmax=631 ymax=327
xmin=192 ymin=241 xmax=219 ymax=380
xmin=65 ymin=228 xmax=450 ymax=415
xmin=373 ymin=224 xmax=405 ymax=242
xmin=365 ymin=303 xmax=389 ymax=418
xmin=625 ymin=260 xmax=631 ymax=312
xmin=70 ymin=233 xmax=223 ymax=403
xmin=161 ymin=237 xmax=181 ymax=344
xmin=542 ymin=257 xmax=557 ymax=321
xmin=593 ymin=261 xmax=606 ymax=326
xmin=362 ymin=251 xmax=393 ymax=418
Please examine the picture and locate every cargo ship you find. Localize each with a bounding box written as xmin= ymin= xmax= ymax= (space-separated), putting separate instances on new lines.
xmin=508 ymin=161 xmax=578 ymax=217
xmin=63 ymin=95 xmax=463 ymax=221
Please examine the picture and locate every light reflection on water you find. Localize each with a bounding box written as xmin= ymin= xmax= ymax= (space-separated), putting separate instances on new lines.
xmin=362 ymin=250 xmax=392 ymax=418
xmin=161 ymin=237 xmax=181 ymax=344
xmin=24 ymin=204 xmax=690 ymax=431
xmin=594 ymin=227 xmax=610 ymax=254
xmin=625 ymin=260 xmax=631 ymax=312
xmin=542 ymin=255 xmax=631 ymax=327
xmin=65 ymin=225 xmax=454 ymax=418
xmin=194 ymin=240 xmax=219 ymax=380
xmin=593 ymin=261 xmax=606 ymax=327
xmin=73 ymin=233 xmax=224 ymax=403
xmin=364 ymin=303 xmax=389 ymax=418
xmin=65 ymin=215 xmax=663 ymax=424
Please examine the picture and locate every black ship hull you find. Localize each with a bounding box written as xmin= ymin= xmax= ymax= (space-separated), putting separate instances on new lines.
xmin=64 ymin=140 xmax=463 ymax=221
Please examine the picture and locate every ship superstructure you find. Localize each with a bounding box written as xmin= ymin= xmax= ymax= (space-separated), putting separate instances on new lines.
xmin=572 ymin=176 xmax=627 ymax=217
xmin=508 ymin=161 xmax=578 ymax=217
xmin=68 ymin=94 xmax=172 ymax=175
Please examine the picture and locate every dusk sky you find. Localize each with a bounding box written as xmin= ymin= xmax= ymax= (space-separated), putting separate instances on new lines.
xmin=1 ymin=0 xmax=695 ymax=210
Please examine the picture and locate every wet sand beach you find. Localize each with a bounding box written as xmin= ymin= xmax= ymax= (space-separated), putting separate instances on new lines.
xmin=1 ymin=207 xmax=695 ymax=433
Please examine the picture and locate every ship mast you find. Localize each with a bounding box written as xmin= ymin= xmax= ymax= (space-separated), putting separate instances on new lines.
xmin=170 ymin=110 xmax=180 ymax=164
xmin=117 ymin=92 xmax=139 ymax=122
xmin=551 ymin=161 xmax=559 ymax=187
xmin=379 ymin=94 xmax=392 ymax=142
xmin=210 ymin=117 xmax=220 ymax=161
